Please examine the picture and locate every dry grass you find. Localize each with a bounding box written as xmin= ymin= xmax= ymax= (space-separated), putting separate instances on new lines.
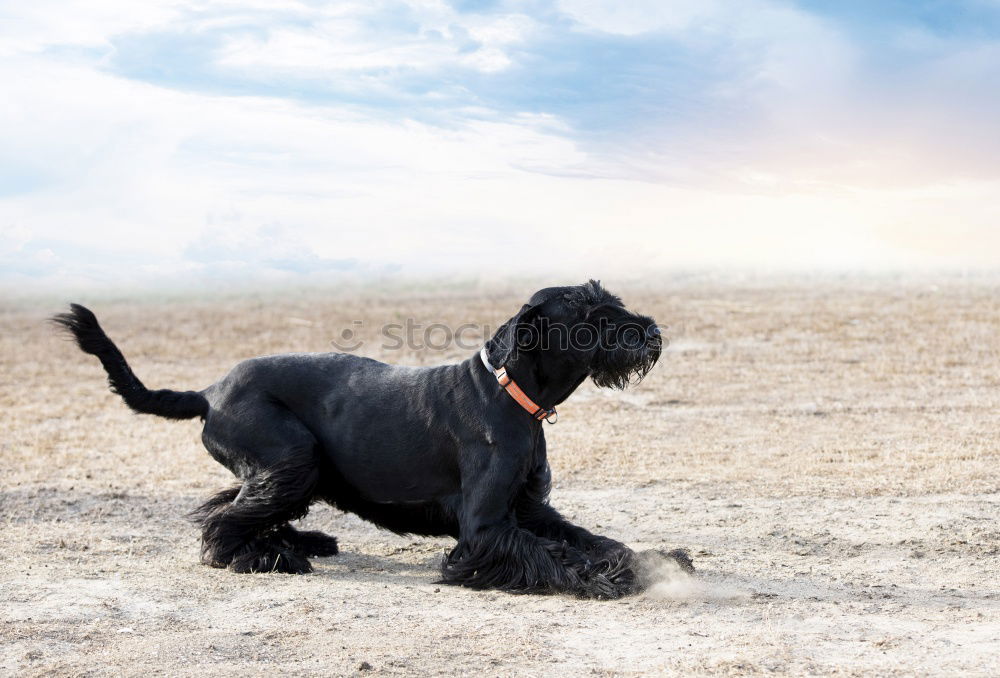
xmin=2 ymin=275 xmax=998 ymax=676
xmin=5 ymin=276 xmax=996 ymax=496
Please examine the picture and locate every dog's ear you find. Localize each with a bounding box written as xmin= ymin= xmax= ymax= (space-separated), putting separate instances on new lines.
xmin=486 ymin=303 xmax=541 ymax=367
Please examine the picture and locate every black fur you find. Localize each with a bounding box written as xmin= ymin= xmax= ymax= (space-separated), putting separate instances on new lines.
xmin=51 ymin=304 xmax=207 ymax=420
xmin=54 ymin=281 xmax=689 ymax=597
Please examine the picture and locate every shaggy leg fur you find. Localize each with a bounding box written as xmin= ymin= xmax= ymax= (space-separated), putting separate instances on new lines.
xmin=517 ymin=504 xmax=646 ymax=593
xmin=512 ymin=466 xmax=667 ymax=596
xmin=273 ymin=524 xmax=340 ymax=557
xmin=519 ymin=501 xmax=630 ymax=557
xmin=191 ymin=456 xmax=320 ymax=574
xmin=188 ymin=485 xmax=241 ymax=524
xmin=441 ymin=525 xmax=637 ymax=600
xmin=519 ymin=506 xmax=696 ymax=594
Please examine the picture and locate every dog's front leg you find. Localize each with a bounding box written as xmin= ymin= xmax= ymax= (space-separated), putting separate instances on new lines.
xmin=515 ymin=460 xmax=630 ymax=555
xmin=440 ymin=446 xmax=629 ymax=599
xmin=514 ymin=462 xmax=640 ymax=592
xmin=518 ymin=500 xmax=632 ymax=560
xmin=515 ymin=463 xmax=695 ymax=591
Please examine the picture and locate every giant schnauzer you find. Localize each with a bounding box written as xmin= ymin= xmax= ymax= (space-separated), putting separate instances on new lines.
xmin=53 ymin=280 xmax=690 ymax=599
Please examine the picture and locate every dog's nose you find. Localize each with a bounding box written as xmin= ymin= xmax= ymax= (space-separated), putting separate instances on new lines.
xmin=646 ymin=325 xmax=661 ymax=338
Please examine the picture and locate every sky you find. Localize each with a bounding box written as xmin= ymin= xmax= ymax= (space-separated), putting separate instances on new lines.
xmin=1 ymin=0 xmax=999 ymax=287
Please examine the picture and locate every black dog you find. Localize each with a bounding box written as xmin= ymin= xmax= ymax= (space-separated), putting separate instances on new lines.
xmin=54 ymin=280 xmax=690 ymax=598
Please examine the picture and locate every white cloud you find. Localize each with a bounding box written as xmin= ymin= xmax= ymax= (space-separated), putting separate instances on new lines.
xmin=214 ymin=2 xmax=536 ymax=79
xmin=1 ymin=0 xmax=999 ymax=287
xmin=556 ymin=0 xmax=722 ymax=36
xmin=4 ymin=52 xmax=996 ymax=283
xmin=0 ymin=0 xmax=190 ymax=55
xmin=0 ymin=50 xmax=605 ymax=280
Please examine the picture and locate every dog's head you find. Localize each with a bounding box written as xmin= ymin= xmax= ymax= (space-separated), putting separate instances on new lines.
xmin=485 ymin=280 xmax=662 ymax=390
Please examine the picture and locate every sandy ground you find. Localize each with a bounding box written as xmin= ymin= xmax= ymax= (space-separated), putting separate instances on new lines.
xmin=2 ymin=276 xmax=999 ymax=676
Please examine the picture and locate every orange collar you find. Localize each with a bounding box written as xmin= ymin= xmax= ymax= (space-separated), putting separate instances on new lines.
xmin=480 ymin=347 xmax=558 ymax=424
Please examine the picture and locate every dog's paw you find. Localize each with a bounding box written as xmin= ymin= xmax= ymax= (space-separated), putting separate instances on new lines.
xmin=581 ymin=572 xmax=634 ymax=600
xmin=290 ymin=530 xmax=340 ymax=557
xmin=663 ymin=548 xmax=695 ymax=574
xmin=230 ymin=545 xmax=313 ymax=574
xmin=579 ymin=550 xmax=639 ymax=600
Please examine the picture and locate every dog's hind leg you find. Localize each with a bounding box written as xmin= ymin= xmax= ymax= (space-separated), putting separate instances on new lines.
xmin=195 ymin=454 xmax=320 ymax=574
xmin=194 ymin=397 xmax=340 ymax=573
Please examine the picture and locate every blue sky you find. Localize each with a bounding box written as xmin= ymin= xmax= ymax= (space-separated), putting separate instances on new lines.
xmin=1 ymin=0 xmax=999 ymax=287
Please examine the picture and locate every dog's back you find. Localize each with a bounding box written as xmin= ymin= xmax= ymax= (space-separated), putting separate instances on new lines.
xmin=201 ymin=352 xmax=469 ymax=504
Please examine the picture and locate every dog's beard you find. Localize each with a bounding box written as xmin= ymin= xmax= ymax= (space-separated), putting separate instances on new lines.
xmin=590 ymin=338 xmax=661 ymax=390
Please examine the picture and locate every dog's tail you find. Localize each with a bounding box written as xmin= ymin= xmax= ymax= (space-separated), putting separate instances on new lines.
xmin=51 ymin=303 xmax=209 ymax=420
